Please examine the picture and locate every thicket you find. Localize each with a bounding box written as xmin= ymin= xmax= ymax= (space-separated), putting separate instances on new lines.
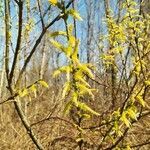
xmin=0 ymin=0 xmax=150 ymax=149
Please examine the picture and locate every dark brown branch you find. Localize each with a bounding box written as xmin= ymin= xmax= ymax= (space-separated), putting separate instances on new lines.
xmin=37 ymin=0 xmax=45 ymax=29
xmin=131 ymin=141 xmax=150 ymax=148
xmin=4 ymin=0 xmax=10 ymax=84
xmin=35 ymin=5 xmax=51 ymax=25
xmin=120 ymin=139 xmax=150 ymax=148
xmin=72 ymin=2 xmax=77 ymax=38
xmin=6 ymin=78 xmax=45 ymax=149
xmin=14 ymin=100 xmax=44 ymax=149
xmin=9 ymin=1 xmax=23 ymax=87
xmin=14 ymin=0 xmax=19 ymax=5
xmin=0 ymin=79 xmax=42 ymax=105
xmin=103 ymin=111 xmax=150 ymax=150
xmin=31 ymin=116 xmax=74 ymax=127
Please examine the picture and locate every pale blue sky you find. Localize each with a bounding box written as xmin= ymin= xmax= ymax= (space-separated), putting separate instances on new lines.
xmin=0 ymin=0 xmax=120 ymax=69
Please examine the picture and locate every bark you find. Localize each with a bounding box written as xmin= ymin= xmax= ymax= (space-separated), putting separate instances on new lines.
xmin=85 ymin=0 xmax=95 ymax=63
xmin=104 ymin=0 xmax=117 ymax=109
xmin=40 ymin=37 xmax=47 ymax=80
xmin=0 ymin=50 xmax=5 ymax=98
xmin=5 ymin=1 xmax=44 ymax=149
xmin=4 ymin=0 xmax=10 ymax=83
xmin=141 ymin=0 xmax=150 ymax=14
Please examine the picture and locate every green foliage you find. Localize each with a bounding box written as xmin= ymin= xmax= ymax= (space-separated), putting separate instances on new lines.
xmin=48 ymin=0 xmax=57 ymax=5
xmin=51 ymin=27 xmax=99 ymax=116
xmin=98 ymin=1 xmax=150 ymax=148
xmin=1 ymin=0 xmax=149 ymax=149
xmin=67 ymin=9 xmax=82 ymax=21
xmin=50 ymin=5 xmax=99 ymax=117
xmin=18 ymin=80 xmax=48 ymax=98
xmin=49 ymin=1 xmax=150 ymax=148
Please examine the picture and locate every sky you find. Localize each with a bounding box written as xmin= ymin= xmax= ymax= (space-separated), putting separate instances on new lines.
xmin=0 ymin=0 xmax=120 ymax=69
